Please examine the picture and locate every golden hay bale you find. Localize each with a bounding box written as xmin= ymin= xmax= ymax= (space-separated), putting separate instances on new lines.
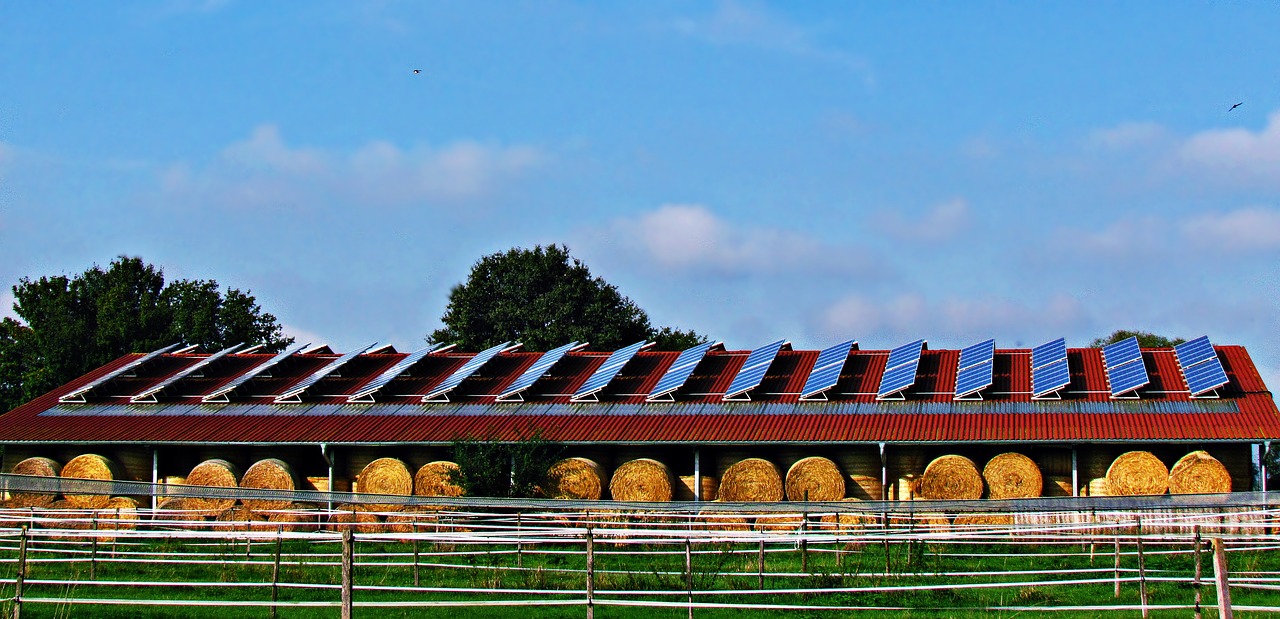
xmin=10 ymin=456 xmax=61 ymax=508
xmin=719 ymin=458 xmax=783 ymax=502
xmin=609 ymin=458 xmax=673 ymax=502
xmin=696 ymin=508 xmax=752 ymax=532
xmin=1084 ymin=477 xmax=1110 ymax=497
xmin=888 ymin=475 xmax=917 ymax=501
xmin=982 ymin=452 xmax=1043 ymax=500
xmin=1043 ymin=475 xmax=1074 ymax=497
xmin=953 ymin=513 xmax=1014 ymax=527
xmin=327 ymin=505 xmax=382 ymax=534
xmin=785 ymin=456 xmax=846 ymax=502
xmin=184 ymin=459 xmax=240 ymax=512
xmin=153 ymin=497 xmax=212 ymax=527
xmin=39 ymin=499 xmax=91 ymax=541
xmin=384 ymin=508 xmax=437 ymax=534
xmin=820 ymin=498 xmax=875 ymax=532
xmin=675 ymin=475 xmax=719 ymax=501
xmin=355 ymin=458 xmax=413 ymax=512
xmin=890 ymin=513 xmax=951 ymax=532
xmin=265 ymin=503 xmax=319 ymax=533
xmin=1169 ymin=451 xmax=1232 ymax=495
xmin=754 ymin=513 xmax=804 ymax=532
xmin=413 ymin=461 xmax=465 ymax=498
xmin=157 ymin=476 xmax=187 ymax=499
xmin=240 ymin=459 xmax=297 ymax=512
xmin=848 ymin=474 xmax=883 ymax=501
xmin=916 ymin=455 xmax=984 ymax=501
xmin=215 ymin=505 xmax=268 ymax=530
xmin=92 ymin=497 xmax=140 ymax=540
xmin=1106 ymin=451 xmax=1169 ymax=496
xmin=546 ymin=457 xmax=607 ymax=500
xmin=61 ymin=454 xmax=123 ymax=509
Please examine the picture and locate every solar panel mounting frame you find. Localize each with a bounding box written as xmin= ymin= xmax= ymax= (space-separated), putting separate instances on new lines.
xmin=1175 ymin=335 xmax=1229 ymax=399
xmin=274 ymin=342 xmax=378 ymax=403
xmin=1030 ymin=338 xmax=1071 ymax=400
xmin=496 ymin=341 xmax=588 ymax=402
xmin=570 ymin=340 xmax=654 ymax=403
xmin=59 ymin=343 xmax=183 ymax=403
xmin=1101 ymin=336 xmax=1148 ymax=399
xmin=347 ymin=343 xmax=452 ymax=403
xmin=954 ymin=339 xmax=996 ymax=401
xmin=646 ymin=341 xmax=723 ymax=402
xmin=876 ymin=339 xmax=926 ymax=401
xmin=200 ymin=341 xmax=310 ymax=403
xmin=130 ymin=343 xmax=245 ymax=403
xmin=423 ymin=341 xmax=522 ymax=403
xmin=722 ymin=339 xmax=791 ymax=402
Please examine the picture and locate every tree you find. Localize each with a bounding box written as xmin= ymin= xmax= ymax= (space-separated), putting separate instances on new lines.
xmin=1090 ymin=330 xmax=1187 ymax=348
xmin=0 ymin=256 xmax=293 ymax=412
xmin=449 ymin=427 xmax=564 ymax=497
xmin=428 ymin=245 xmax=708 ymax=351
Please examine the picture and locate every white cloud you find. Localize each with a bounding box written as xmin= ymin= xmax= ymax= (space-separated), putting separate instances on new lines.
xmin=1178 ymin=111 xmax=1280 ymax=186
xmin=820 ymin=293 xmax=1088 ymax=342
xmin=1181 ymin=206 xmax=1280 ymax=252
xmin=672 ymin=0 xmax=871 ymax=75
xmin=1053 ymin=206 xmax=1280 ymax=260
xmin=279 ymin=322 xmax=329 ymax=350
xmin=0 ymin=290 xmax=16 ymax=321
xmin=870 ymin=198 xmax=972 ymax=242
xmin=161 ymin=124 xmax=545 ymax=210
xmin=1089 ymin=122 xmax=1169 ymax=150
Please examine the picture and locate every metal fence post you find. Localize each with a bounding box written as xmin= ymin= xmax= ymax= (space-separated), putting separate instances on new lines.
xmin=270 ymin=525 xmax=283 ymax=619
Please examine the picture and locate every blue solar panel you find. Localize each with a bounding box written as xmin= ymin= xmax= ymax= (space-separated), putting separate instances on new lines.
xmin=1107 ymin=357 xmax=1149 ymax=397
xmin=347 ymin=344 xmax=443 ymax=402
xmin=954 ymin=359 xmax=994 ymax=399
xmin=958 ymin=339 xmax=996 ymax=371
xmin=647 ymin=341 xmax=719 ymax=402
xmin=1176 ymin=336 xmax=1228 ymax=397
xmin=131 ymin=343 xmax=245 ymax=403
xmin=274 ymin=342 xmax=376 ymax=403
xmin=1102 ymin=337 xmax=1142 ymax=369
xmin=60 ymin=343 xmax=183 ymax=403
xmin=201 ymin=341 xmax=310 ymax=403
xmin=1031 ymin=337 xmax=1067 ymax=370
xmin=571 ymin=340 xmax=650 ymax=402
xmin=877 ymin=339 xmax=925 ymax=400
xmin=800 ymin=340 xmax=856 ymax=401
xmin=424 ymin=341 xmax=517 ymax=402
xmin=723 ymin=339 xmax=789 ymax=401
xmin=1032 ymin=358 xmax=1071 ymax=398
xmin=1175 ymin=336 xmax=1216 ymax=368
xmin=497 ymin=341 xmax=584 ymax=401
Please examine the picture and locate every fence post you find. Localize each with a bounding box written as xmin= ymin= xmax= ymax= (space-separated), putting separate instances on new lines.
xmin=1136 ymin=517 xmax=1148 ymax=619
xmin=412 ymin=536 xmax=420 ymax=588
xmin=757 ymin=538 xmax=765 ymax=589
xmin=13 ymin=525 xmax=28 ymax=619
xmin=341 ymin=528 xmax=354 ymax=619
xmin=800 ymin=511 xmax=809 ymax=574
xmin=1194 ymin=525 xmax=1202 ymax=619
xmin=1212 ymin=538 xmax=1233 ymax=619
xmin=270 ymin=525 xmax=283 ymax=619
xmin=90 ymin=516 xmax=99 ymax=580
xmin=516 ymin=511 xmax=523 ymax=569
xmin=1113 ymin=524 xmax=1121 ymax=599
xmin=685 ymin=536 xmax=693 ymax=619
xmin=586 ymin=523 xmax=595 ymax=619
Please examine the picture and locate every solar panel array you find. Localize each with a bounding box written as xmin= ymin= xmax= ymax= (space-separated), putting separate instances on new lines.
xmin=877 ymin=339 xmax=926 ymax=400
xmin=723 ymin=339 xmax=789 ymax=401
xmin=953 ymin=338 xmax=995 ymax=400
xmin=201 ymin=341 xmax=310 ymax=403
xmin=59 ymin=343 xmax=183 ymax=403
xmin=497 ymin=341 xmax=585 ymax=402
xmin=274 ymin=342 xmax=377 ymax=403
xmin=130 ymin=343 xmax=244 ymax=403
xmin=1102 ymin=336 xmax=1149 ymax=398
xmin=800 ymin=340 xmax=856 ymax=401
xmin=347 ymin=344 xmax=445 ymax=403
xmin=424 ymin=341 xmax=518 ymax=402
xmin=646 ymin=341 xmax=719 ymax=402
xmin=1031 ymin=337 xmax=1071 ymax=399
xmin=571 ymin=340 xmax=650 ymax=402
xmin=1175 ymin=335 xmax=1230 ymax=397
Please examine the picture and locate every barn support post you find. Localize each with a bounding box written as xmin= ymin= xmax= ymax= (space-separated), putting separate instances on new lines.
xmin=1254 ymin=443 xmax=1265 ymax=492
xmin=1263 ymin=441 xmax=1271 ymax=493
xmin=320 ymin=443 xmax=334 ymax=511
xmin=151 ymin=447 xmax=159 ymax=510
xmin=1071 ymin=446 xmax=1079 ymax=497
xmin=693 ymin=448 xmax=702 ymax=501
xmin=878 ymin=443 xmax=887 ymax=501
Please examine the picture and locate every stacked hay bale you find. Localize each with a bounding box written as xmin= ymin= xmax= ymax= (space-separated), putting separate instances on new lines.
xmin=819 ymin=498 xmax=875 ymax=533
xmin=240 ymin=459 xmax=298 ymax=512
xmin=184 ymin=459 xmax=240 ymax=512
xmin=915 ymin=455 xmax=984 ymax=501
xmin=675 ymin=475 xmax=719 ymax=501
xmin=356 ymin=458 xmax=413 ymax=512
xmin=609 ymin=458 xmax=673 ymax=502
xmin=216 ymin=505 xmax=268 ymax=530
xmin=10 ymin=457 xmax=61 ymax=508
xmin=1168 ymin=451 xmax=1232 ymax=495
xmin=1105 ymin=451 xmax=1169 ymax=496
xmin=40 ymin=499 xmax=90 ymax=540
xmin=1081 ymin=447 xmax=1119 ymax=497
xmin=1084 ymin=478 xmax=1111 ymax=497
xmin=414 ymin=461 xmax=465 ymax=498
xmin=545 ymin=457 xmax=607 ymax=500
xmin=837 ymin=448 xmax=883 ymax=501
xmin=61 ymin=454 xmax=124 ymax=509
xmin=982 ymin=453 xmax=1042 ymax=500
xmin=718 ymin=458 xmax=783 ymax=502
xmin=785 ymin=456 xmax=846 ymax=502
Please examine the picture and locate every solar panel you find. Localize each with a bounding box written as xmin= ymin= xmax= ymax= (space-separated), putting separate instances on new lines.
xmin=1102 ymin=337 xmax=1142 ymax=369
xmin=646 ymin=341 xmax=720 ymax=402
xmin=1031 ymin=337 xmax=1067 ymax=370
xmin=497 ymin=341 xmax=586 ymax=402
xmin=347 ymin=344 xmax=445 ymax=403
xmin=1102 ymin=336 xmax=1148 ymax=398
xmin=953 ymin=339 xmax=995 ymax=399
xmin=1175 ymin=336 xmax=1229 ymax=397
xmin=722 ymin=339 xmax=790 ymax=401
xmin=130 ymin=343 xmax=245 ymax=403
xmin=876 ymin=339 xmax=925 ymax=400
xmin=274 ymin=342 xmax=377 ymax=403
xmin=1032 ymin=358 xmax=1071 ymax=399
xmin=59 ymin=343 xmax=183 ymax=403
xmin=800 ymin=340 xmax=857 ymax=401
xmin=958 ymin=339 xmax=995 ymax=370
xmin=571 ymin=340 xmax=651 ymax=402
xmin=423 ymin=341 xmax=519 ymax=402
xmin=201 ymin=341 xmax=310 ymax=403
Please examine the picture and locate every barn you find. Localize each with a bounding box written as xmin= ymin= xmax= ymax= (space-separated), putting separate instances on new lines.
xmin=0 ymin=335 xmax=1276 ymax=505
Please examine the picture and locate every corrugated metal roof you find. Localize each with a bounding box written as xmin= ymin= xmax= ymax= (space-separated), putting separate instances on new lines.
xmin=0 ymin=343 xmax=1276 ymax=445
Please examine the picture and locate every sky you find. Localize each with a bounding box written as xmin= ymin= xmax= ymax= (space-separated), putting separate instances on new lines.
xmin=2 ymin=2 xmax=1280 ymax=387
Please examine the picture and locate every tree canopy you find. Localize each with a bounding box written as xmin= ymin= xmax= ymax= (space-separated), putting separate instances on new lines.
xmin=1090 ymin=330 xmax=1187 ymax=348
xmin=428 ymin=245 xmax=707 ymax=351
xmin=0 ymin=256 xmax=292 ymax=412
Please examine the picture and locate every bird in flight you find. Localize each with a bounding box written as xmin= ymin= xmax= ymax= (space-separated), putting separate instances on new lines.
xmin=412 ymin=69 xmax=422 ymax=74
xmin=1229 ymin=101 xmax=1244 ymax=112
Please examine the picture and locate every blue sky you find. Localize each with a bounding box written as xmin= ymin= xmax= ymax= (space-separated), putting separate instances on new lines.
xmin=3 ymin=2 xmax=1280 ymax=385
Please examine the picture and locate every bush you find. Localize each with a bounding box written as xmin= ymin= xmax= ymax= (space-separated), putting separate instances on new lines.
xmin=450 ymin=427 xmax=564 ymax=497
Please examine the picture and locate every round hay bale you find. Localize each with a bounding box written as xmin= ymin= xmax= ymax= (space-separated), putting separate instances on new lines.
xmin=916 ymin=455 xmax=984 ymax=501
xmin=61 ymin=454 xmax=122 ymax=509
xmin=847 ymin=474 xmax=883 ymax=501
xmin=1043 ymin=475 xmax=1073 ymax=497
xmin=327 ymin=505 xmax=382 ymax=534
xmin=546 ymin=457 xmax=607 ymax=500
xmin=216 ymin=505 xmax=268 ymax=530
xmin=93 ymin=497 xmax=140 ymax=540
xmin=754 ymin=513 xmax=804 ymax=532
xmin=719 ymin=458 xmax=783 ymax=502
xmin=355 ymin=458 xmax=412 ymax=512
xmin=157 ymin=475 xmax=187 ymax=499
xmin=1169 ymin=451 xmax=1232 ymax=495
xmin=889 ymin=475 xmax=917 ymax=501
xmin=1105 ymin=451 xmax=1169 ymax=496
xmin=675 ymin=475 xmax=719 ymax=501
xmin=413 ymin=461 xmax=465 ymax=498
xmin=384 ymin=508 xmax=436 ymax=535
xmin=153 ymin=497 xmax=212 ymax=528
xmin=240 ymin=459 xmax=297 ymax=512
xmin=1084 ymin=477 xmax=1110 ymax=497
xmin=819 ymin=498 xmax=875 ymax=532
xmin=10 ymin=457 xmax=61 ymax=508
xmin=697 ymin=507 xmax=752 ymax=532
xmin=184 ymin=459 xmax=241 ymax=512
xmin=266 ymin=503 xmax=320 ymax=533
xmin=39 ymin=499 xmax=90 ymax=541
xmin=609 ymin=458 xmax=673 ymax=502
xmin=785 ymin=456 xmax=846 ymax=502
xmin=953 ymin=513 xmax=1014 ymax=527
xmin=982 ymin=452 xmax=1043 ymax=500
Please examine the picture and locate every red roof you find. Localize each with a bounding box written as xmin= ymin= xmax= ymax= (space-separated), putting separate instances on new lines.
xmin=1 ymin=343 xmax=1276 ymax=445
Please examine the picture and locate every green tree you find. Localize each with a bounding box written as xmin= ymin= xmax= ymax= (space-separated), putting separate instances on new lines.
xmin=428 ymin=245 xmax=708 ymax=351
xmin=449 ymin=427 xmax=564 ymax=497
xmin=0 ymin=256 xmax=292 ymax=412
xmin=1090 ymin=330 xmax=1187 ymax=348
